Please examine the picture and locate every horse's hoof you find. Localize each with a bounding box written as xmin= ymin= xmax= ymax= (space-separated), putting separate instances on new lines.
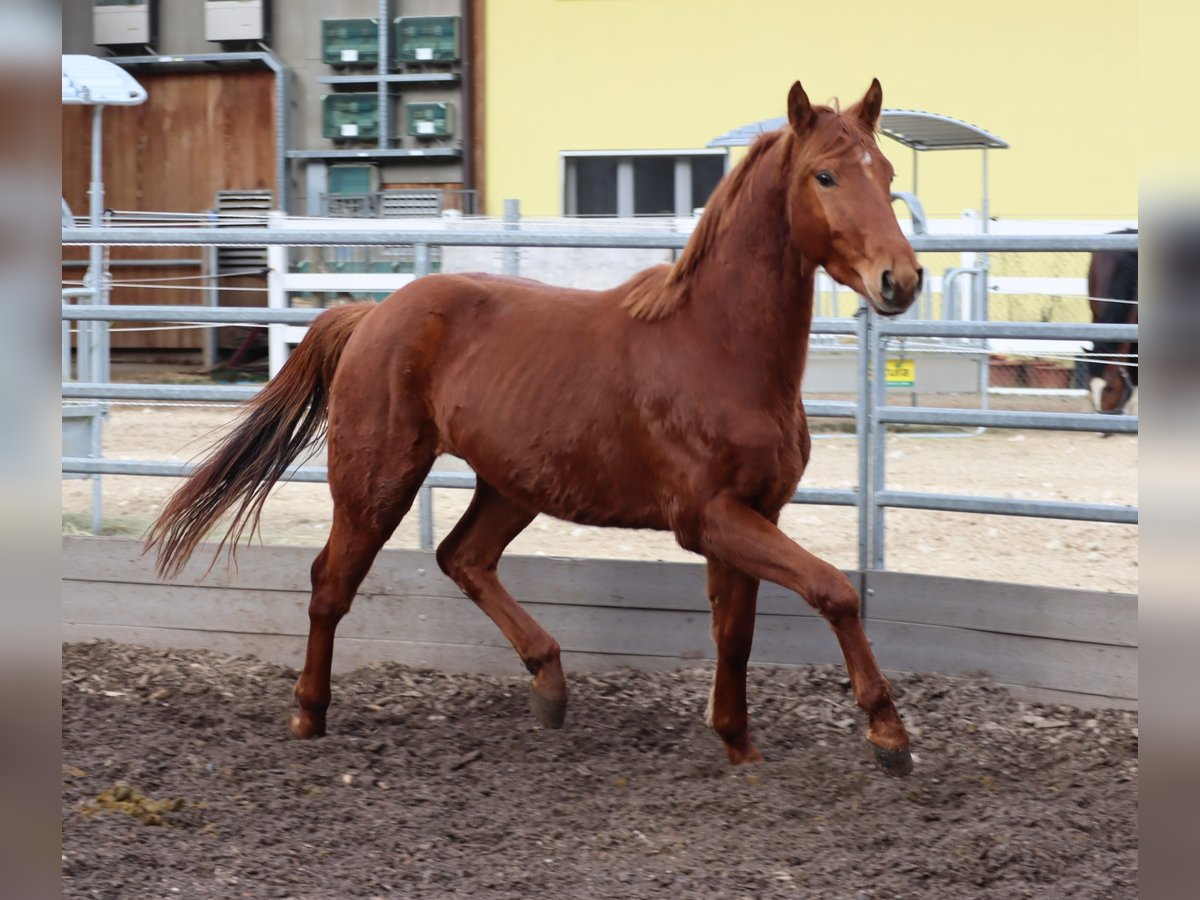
xmin=724 ymin=741 xmax=764 ymax=766
xmin=868 ymin=741 xmax=913 ymax=777
xmin=529 ymin=687 xmax=567 ymax=729
xmin=288 ymin=712 xmax=326 ymax=740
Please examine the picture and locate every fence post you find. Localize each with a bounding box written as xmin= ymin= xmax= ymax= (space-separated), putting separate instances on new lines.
xmin=204 ymin=210 xmax=219 ymax=371
xmin=502 ymin=199 xmax=520 ymax=276
xmin=418 ymin=484 xmax=435 ymax=550
xmin=856 ymin=300 xmax=871 ymax=572
xmin=414 ymin=237 xmax=435 ymax=548
xmin=870 ymin=311 xmax=888 ymax=570
xmin=265 ymin=211 xmax=288 ymax=378
xmin=414 ymin=242 xmax=431 ymax=278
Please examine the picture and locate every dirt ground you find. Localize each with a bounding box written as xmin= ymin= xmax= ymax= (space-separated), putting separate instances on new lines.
xmin=61 ymin=640 xmax=1138 ymax=899
xmin=62 ymin=396 xmax=1138 ymax=593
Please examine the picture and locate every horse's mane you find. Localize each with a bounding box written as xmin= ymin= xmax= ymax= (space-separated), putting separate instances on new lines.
xmin=622 ymin=130 xmax=792 ymax=321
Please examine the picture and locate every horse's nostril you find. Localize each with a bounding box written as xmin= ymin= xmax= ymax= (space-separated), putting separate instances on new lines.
xmin=916 ymin=267 xmax=925 ymax=292
xmin=881 ymin=270 xmax=895 ymax=301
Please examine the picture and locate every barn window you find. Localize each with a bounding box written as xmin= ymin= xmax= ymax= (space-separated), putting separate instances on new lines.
xmin=562 ymin=151 xmax=728 ymax=217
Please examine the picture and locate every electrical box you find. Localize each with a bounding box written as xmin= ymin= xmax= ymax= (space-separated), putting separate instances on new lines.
xmin=393 ymin=16 xmax=461 ymax=64
xmin=406 ymin=102 xmax=453 ymax=139
xmin=322 ymin=18 xmax=380 ymax=66
xmin=93 ymin=1 xmax=153 ymax=47
xmin=322 ymin=93 xmax=384 ymax=141
xmin=205 ymin=2 xmax=267 ymax=43
xmin=328 ymin=164 xmax=380 ymax=196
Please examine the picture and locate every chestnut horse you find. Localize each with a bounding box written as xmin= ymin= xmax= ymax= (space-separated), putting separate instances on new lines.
xmin=1086 ymin=229 xmax=1138 ymax=415
xmin=148 ymin=80 xmax=922 ymax=775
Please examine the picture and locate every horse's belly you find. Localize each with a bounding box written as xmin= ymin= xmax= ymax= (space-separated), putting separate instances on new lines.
xmin=466 ymin=448 xmax=670 ymax=531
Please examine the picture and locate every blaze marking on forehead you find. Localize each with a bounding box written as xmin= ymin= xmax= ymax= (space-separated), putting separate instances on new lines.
xmin=861 ymin=151 xmax=873 ymax=166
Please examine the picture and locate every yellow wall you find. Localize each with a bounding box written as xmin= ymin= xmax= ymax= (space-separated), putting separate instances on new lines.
xmin=483 ymin=0 xmax=1137 ymax=219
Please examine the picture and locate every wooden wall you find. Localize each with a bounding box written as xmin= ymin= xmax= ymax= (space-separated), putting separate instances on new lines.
xmin=62 ymin=538 xmax=1137 ymax=709
xmin=62 ymin=69 xmax=276 ymax=353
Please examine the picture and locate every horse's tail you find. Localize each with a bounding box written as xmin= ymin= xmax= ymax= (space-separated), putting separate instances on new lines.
xmin=146 ymin=303 xmax=374 ymax=578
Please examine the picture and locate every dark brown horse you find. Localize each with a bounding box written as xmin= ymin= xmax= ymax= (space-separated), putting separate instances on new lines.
xmin=148 ymin=80 xmax=922 ymax=775
xmin=1086 ymin=229 xmax=1138 ymax=414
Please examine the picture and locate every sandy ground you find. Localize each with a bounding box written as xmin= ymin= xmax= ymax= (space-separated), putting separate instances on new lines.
xmin=62 ymin=640 xmax=1138 ymax=899
xmin=62 ymin=398 xmax=1137 ymax=594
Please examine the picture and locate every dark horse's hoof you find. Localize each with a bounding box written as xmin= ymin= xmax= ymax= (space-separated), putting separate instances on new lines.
xmin=530 ymin=687 xmax=567 ymax=729
xmin=868 ymin=741 xmax=913 ymax=777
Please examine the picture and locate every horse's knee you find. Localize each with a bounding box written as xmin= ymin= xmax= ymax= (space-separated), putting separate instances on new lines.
xmin=816 ymin=572 xmax=860 ymax=625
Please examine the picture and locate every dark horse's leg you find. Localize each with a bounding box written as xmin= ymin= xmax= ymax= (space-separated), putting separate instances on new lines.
xmin=705 ymin=559 xmax=763 ymax=764
xmin=436 ymin=480 xmax=568 ymax=728
xmin=697 ymin=494 xmax=912 ymax=775
xmin=290 ymin=458 xmax=434 ymax=739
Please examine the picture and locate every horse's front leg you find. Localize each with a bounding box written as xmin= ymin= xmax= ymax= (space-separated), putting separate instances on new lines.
xmin=697 ymin=493 xmax=912 ymax=776
xmin=705 ymin=559 xmax=763 ymax=764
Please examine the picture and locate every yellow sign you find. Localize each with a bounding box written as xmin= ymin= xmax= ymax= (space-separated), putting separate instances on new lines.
xmin=885 ymin=358 xmax=916 ymax=387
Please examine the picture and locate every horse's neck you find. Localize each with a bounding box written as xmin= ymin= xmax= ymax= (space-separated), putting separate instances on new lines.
xmin=685 ymin=171 xmax=816 ymax=398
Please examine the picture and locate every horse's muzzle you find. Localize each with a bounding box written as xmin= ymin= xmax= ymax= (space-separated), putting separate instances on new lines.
xmin=877 ymin=266 xmax=924 ymax=315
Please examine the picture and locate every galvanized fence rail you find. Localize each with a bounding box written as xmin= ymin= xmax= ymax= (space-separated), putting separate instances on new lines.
xmin=61 ymin=226 xmax=1138 ymax=570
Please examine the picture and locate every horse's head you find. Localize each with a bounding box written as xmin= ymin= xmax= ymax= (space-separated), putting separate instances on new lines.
xmin=783 ymin=79 xmax=923 ymax=315
xmin=1090 ymin=365 xmax=1137 ymax=415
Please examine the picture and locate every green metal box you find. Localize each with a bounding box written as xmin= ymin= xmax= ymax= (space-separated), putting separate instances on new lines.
xmin=406 ymin=102 xmax=453 ymax=138
xmin=327 ymin=164 xmax=379 ymax=196
xmin=392 ymin=16 xmax=461 ymax=64
xmin=321 ymin=93 xmax=382 ymax=141
xmin=322 ymin=18 xmax=380 ymax=66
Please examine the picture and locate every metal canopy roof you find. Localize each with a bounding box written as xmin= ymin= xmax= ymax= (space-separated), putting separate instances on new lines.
xmin=62 ymin=55 xmax=147 ymax=106
xmin=707 ymin=116 xmax=787 ymax=148
xmin=708 ymin=109 xmax=1007 ymax=151
xmin=878 ymin=110 xmax=1007 ymax=151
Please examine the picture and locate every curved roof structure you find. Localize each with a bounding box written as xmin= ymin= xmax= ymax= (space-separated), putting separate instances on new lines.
xmin=878 ymin=110 xmax=1007 ymax=151
xmin=62 ymin=54 xmax=147 ymax=106
xmin=707 ymin=109 xmax=1007 ymax=151
xmin=706 ymin=115 xmax=787 ymax=148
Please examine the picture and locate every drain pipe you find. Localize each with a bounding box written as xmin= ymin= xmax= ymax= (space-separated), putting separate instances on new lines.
xmin=461 ymin=0 xmax=475 ymax=204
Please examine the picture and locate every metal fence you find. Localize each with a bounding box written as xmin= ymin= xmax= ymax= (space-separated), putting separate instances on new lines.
xmin=61 ymin=225 xmax=1138 ymax=570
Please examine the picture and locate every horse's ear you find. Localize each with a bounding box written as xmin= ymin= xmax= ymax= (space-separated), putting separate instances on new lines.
xmin=856 ymin=78 xmax=883 ymax=131
xmin=787 ymin=81 xmax=814 ymax=135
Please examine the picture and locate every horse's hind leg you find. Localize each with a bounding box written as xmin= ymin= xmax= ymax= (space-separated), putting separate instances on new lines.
xmin=435 ymin=480 xmax=567 ymax=728
xmin=290 ymin=455 xmax=434 ymax=739
xmin=705 ymin=559 xmax=763 ymax=764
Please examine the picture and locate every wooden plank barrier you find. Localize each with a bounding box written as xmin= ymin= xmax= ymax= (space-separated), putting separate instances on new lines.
xmin=62 ymin=537 xmax=1136 ymax=709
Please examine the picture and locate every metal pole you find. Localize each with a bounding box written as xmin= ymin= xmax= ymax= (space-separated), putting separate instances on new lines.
xmin=62 ymin=317 xmax=71 ymax=381
xmin=502 ymin=199 xmax=520 ymax=276
xmin=63 ymin=227 xmax=1137 ymax=253
xmin=415 ymin=238 xmax=434 ymax=545
xmin=88 ymin=104 xmax=107 ymax=534
xmin=413 ymin=242 xmax=431 ymax=277
xmin=378 ymin=0 xmax=390 ymax=150
xmin=978 ymin=148 xmax=992 ymax=418
xmin=418 ymin=484 xmax=434 ymax=550
xmin=870 ymin=316 xmax=888 ymax=570
xmin=204 ymin=211 xmax=219 ymax=370
xmin=855 ymin=300 xmax=870 ymax=571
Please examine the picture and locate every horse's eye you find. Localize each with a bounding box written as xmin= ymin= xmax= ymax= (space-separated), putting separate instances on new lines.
xmin=816 ymin=171 xmax=836 ymax=187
